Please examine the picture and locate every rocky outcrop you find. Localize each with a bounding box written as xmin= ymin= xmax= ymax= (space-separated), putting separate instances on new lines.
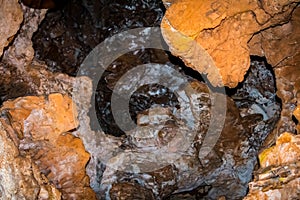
xmin=2 ymin=3 xmax=47 ymax=68
xmin=0 ymin=0 xmax=299 ymax=199
xmin=73 ymin=71 xmax=280 ymax=199
xmin=244 ymin=132 xmax=300 ymax=199
xmin=0 ymin=0 xmax=23 ymax=56
xmin=161 ymin=0 xmax=300 ymax=88
xmin=0 ymin=94 xmax=96 ymax=199
xmin=0 ymin=118 xmax=61 ymax=199
xmin=250 ymin=6 xmax=300 ymax=136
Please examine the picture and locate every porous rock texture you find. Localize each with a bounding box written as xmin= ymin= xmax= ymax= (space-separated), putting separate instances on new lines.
xmin=0 ymin=93 xmax=96 ymax=199
xmin=294 ymin=105 xmax=300 ymax=133
xmin=161 ymin=0 xmax=300 ymax=88
xmin=0 ymin=0 xmax=299 ymax=199
xmin=162 ymin=0 xmax=300 ymax=150
xmin=0 ymin=0 xmax=23 ymax=56
xmin=249 ymin=6 xmax=300 ymax=137
xmin=0 ymin=119 xmax=62 ymax=199
xmin=73 ymin=70 xmax=279 ymax=199
xmin=244 ymin=132 xmax=300 ymax=199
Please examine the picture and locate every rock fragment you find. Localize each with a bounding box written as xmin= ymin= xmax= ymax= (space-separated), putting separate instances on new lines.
xmin=245 ymin=132 xmax=300 ymax=200
xmin=161 ymin=0 xmax=299 ymax=87
xmin=0 ymin=0 xmax=23 ymax=56
xmin=0 ymin=93 xmax=96 ymax=199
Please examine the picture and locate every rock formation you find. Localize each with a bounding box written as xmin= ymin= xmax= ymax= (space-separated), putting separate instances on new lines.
xmin=245 ymin=131 xmax=300 ymax=199
xmin=161 ymin=0 xmax=300 ymax=88
xmin=0 ymin=0 xmax=23 ymax=56
xmin=0 ymin=0 xmax=299 ymax=199
xmin=162 ymin=0 xmax=300 ymax=150
xmin=0 ymin=94 xmax=96 ymax=199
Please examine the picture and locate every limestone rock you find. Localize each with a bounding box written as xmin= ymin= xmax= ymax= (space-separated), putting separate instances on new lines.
xmin=0 ymin=0 xmax=23 ymax=57
xmin=74 ymin=73 xmax=276 ymax=199
xmin=2 ymin=93 xmax=78 ymax=141
xmin=110 ymin=182 xmax=155 ymax=200
xmin=161 ymin=0 xmax=299 ymax=87
xmin=0 ymin=119 xmax=61 ymax=199
xmin=244 ymin=132 xmax=300 ymax=200
xmin=0 ymin=93 xmax=96 ymax=199
xmin=250 ymin=6 xmax=300 ymax=135
xmin=2 ymin=3 xmax=47 ymax=68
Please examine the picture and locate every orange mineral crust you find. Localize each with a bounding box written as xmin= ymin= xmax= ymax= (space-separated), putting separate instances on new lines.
xmin=161 ymin=0 xmax=299 ymax=87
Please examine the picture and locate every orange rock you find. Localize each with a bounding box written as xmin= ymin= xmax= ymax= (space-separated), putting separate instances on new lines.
xmin=35 ymin=133 xmax=95 ymax=199
xmin=246 ymin=132 xmax=300 ymax=200
xmin=1 ymin=94 xmax=96 ymax=199
xmin=259 ymin=132 xmax=300 ymax=168
xmin=2 ymin=93 xmax=78 ymax=141
xmin=0 ymin=120 xmax=62 ymax=199
xmin=161 ymin=0 xmax=299 ymax=87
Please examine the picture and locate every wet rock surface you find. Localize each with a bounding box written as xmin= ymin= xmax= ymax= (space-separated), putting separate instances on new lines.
xmin=0 ymin=0 xmax=298 ymax=199
xmin=73 ymin=60 xmax=280 ymax=199
xmin=32 ymin=0 xmax=165 ymax=76
xmin=250 ymin=5 xmax=300 ymax=137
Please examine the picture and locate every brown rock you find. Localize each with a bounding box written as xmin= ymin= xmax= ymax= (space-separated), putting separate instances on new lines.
xmin=161 ymin=0 xmax=299 ymax=87
xmin=0 ymin=119 xmax=61 ymax=199
xmin=250 ymin=6 xmax=300 ymax=135
xmin=1 ymin=94 xmax=96 ymax=199
xmin=110 ymin=182 xmax=155 ymax=200
xmin=0 ymin=0 xmax=23 ymax=56
xmin=244 ymin=132 xmax=300 ymax=200
xmin=2 ymin=4 xmax=47 ymax=68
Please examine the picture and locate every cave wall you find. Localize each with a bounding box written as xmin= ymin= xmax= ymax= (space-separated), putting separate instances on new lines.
xmin=0 ymin=0 xmax=299 ymax=199
xmin=161 ymin=0 xmax=300 ymax=138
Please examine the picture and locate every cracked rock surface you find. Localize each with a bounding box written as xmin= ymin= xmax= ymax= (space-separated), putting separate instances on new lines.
xmin=0 ymin=94 xmax=96 ymax=199
xmin=244 ymin=131 xmax=300 ymax=199
xmin=0 ymin=0 xmax=23 ymax=56
xmin=0 ymin=0 xmax=299 ymax=199
xmin=161 ymin=0 xmax=300 ymax=88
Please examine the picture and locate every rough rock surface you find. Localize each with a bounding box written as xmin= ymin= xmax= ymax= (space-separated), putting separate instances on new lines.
xmin=0 ymin=0 xmax=23 ymax=56
xmin=249 ymin=6 xmax=300 ymax=137
xmin=2 ymin=3 xmax=47 ymax=68
xmin=0 ymin=94 xmax=96 ymax=199
xmin=73 ymin=70 xmax=279 ymax=199
xmin=244 ymin=132 xmax=300 ymax=199
xmin=0 ymin=0 xmax=298 ymax=199
xmin=0 ymin=119 xmax=61 ymax=199
xmin=0 ymin=3 xmax=75 ymax=105
xmin=161 ymin=0 xmax=300 ymax=87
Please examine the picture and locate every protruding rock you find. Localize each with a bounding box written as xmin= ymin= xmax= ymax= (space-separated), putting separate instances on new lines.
xmin=1 ymin=94 xmax=96 ymax=199
xmin=0 ymin=0 xmax=23 ymax=57
xmin=245 ymin=132 xmax=300 ymax=200
xmin=250 ymin=6 xmax=300 ymax=135
xmin=294 ymin=105 xmax=300 ymax=133
xmin=161 ymin=0 xmax=299 ymax=87
xmin=0 ymin=119 xmax=61 ymax=199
